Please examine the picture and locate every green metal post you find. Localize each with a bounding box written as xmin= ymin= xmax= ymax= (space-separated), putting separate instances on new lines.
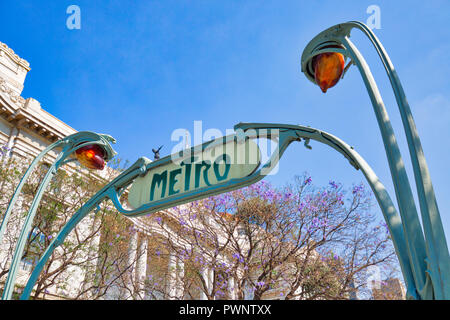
xmin=0 ymin=140 xmax=63 ymax=243
xmin=20 ymin=157 xmax=151 ymax=299
xmin=1 ymin=132 xmax=116 ymax=300
xmin=300 ymin=21 xmax=449 ymax=299
xmin=340 ymin=36 xmax=431 ymax=298
xmin=1 ymin=145 xmax=70 ymax=300
xmin=346 ymin=21 xmax=450 ymax=300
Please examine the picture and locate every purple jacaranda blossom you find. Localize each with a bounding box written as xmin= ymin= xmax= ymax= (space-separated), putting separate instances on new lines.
xmin=216 ymin=290 xmax=224 ymax=297
xmin=329 ymin=180 xmax=339 ymax=189
xmin=283 ymin=191 xmax=293 ymax=200
xmin=232 ymin=252 xmax=245 ymax=263
xmin=352 ymin=184 xmax=364 ymax=195
xmin=298 ymin=202 xmax=305 ymax=212
xmin=336 ymin=193 xmax=344 ymax=204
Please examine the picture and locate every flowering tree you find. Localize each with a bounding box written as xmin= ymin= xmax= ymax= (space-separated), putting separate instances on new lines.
xmin=0 ymin=146 xmax=401 ymax=300
xmin=147 ymin=174 xmax=399 ymax=300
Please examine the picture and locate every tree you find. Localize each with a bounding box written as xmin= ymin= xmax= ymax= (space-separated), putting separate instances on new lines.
xmin=0 ymin=151 xmax=141 ymax=299
xmin=0 ymin=146 xmax=401 ymax=300
xmin=146 ymin=174 xmax=399 ymax=300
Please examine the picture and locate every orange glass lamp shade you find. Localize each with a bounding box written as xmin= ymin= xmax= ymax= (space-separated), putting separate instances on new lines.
xmin=75 ymin=144 xmax=106 ymax=170
xmin=313 ymin=52 xmax=345 ymax=93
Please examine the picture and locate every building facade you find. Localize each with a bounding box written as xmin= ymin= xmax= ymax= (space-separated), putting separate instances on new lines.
xmin=0 ymin=42 xmax=77 ymax=160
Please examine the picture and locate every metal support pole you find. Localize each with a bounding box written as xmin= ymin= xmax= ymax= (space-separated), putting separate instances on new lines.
xmin=1 ymin=145 xmax=70 ymax=300
xmin=0 ymin=140 xmax=62 ymax=243
xmin=1 ymin=131 xmax=116 ymax=300
xmin=300 ymin=22 xmax=450 ymax=299
xmin=345 ymin=21 xmax=450 ymax=299
xmin=20 ymin=157 xmax=151 ymax=299
xmin=339 ymin=36 xmax=431 ymax=299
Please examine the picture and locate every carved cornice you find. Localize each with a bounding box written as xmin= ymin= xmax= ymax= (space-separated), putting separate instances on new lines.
xmin=0 ymin=41 xmax=31 ymax=71
xmin=0 ymin=75 xmax=76 ymax=142
xmin=0 ymin=76 xmax=26 ymax=108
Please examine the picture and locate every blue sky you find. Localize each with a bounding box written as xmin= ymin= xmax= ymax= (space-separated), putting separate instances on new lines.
xmin=1 ymin=0 xmax=449 ymax=246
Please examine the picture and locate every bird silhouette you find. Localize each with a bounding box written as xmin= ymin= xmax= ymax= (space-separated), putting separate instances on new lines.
xmin=152 ymin=145 xmax=163 ymax=160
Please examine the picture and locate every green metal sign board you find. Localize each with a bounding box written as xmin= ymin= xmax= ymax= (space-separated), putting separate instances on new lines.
xmin=127 ymin=133 xmax=262 ymax=212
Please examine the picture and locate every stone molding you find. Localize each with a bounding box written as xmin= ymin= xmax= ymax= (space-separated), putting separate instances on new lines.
xmin=0 ymin=41 xmax=31 ymax=71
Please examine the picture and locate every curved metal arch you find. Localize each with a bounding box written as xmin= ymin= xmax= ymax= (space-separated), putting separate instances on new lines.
xmin=300 ymin=22 xmax=442 ymax=299
xmin=20 ymin=156 xmax=151 ymax=299
xmin=1 ymin=131 xmax=117 ymax=300
xmin=21 ymin=123 xmax=416 ymax=299
xmin=340 ymin=21 xmax=449 ymax=300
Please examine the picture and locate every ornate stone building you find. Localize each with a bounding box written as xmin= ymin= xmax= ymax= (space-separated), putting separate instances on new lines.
xmin=0 ymin=41 xmax=76 ymax=160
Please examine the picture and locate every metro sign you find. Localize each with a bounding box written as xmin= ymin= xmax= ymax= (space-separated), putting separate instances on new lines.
xmin=128 ymin=133 xmax=262 ymax=210
xmin=113 ymin=123 xmax=348 ymax=217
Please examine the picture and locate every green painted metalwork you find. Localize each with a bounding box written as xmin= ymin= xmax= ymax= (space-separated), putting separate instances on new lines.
xmin=2 ymin=21 xmax=447 ymax=301
xmin=127 ymin=135 xmax=262 ymax=210
xmin=17 ymin=123 xmax=413 ymax=300
xmin=300 ymin=21 xmax=450 ymax=299
xmin=0 ymin=132 xmax=116 ymax=300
